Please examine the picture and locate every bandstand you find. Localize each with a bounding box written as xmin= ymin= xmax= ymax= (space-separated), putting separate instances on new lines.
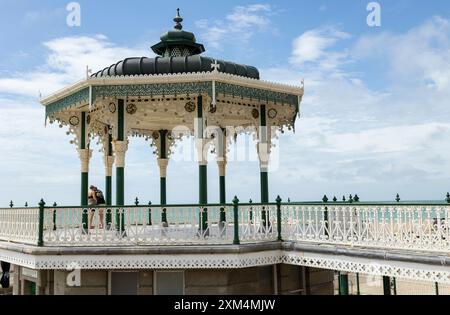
xmin=2 ymin=10 xmax=450 ymax=296
xmin=42 ymin=9 xmax=303 ymax=235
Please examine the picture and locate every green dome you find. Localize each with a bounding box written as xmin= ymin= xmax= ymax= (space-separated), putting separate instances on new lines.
xmin=151 ymin=9 xmax=205 ymax=57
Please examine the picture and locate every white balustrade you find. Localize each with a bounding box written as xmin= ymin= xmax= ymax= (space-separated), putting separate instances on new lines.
xmin=0 ymin=208 xmax=40 ymax=245
xmin=281 ymin=204 xmax=450 ymax=253
xmin=2 ymin=203 xmax=449 ymax=252
xmin=238 ymin=204 xmax=278 ymax=242
xmin=42 ymin=205 xmax=237 ymax=246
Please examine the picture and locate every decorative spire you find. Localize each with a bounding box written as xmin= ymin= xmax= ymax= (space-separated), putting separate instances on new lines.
xmin=151 ymin=8 xmax=205 ymax=57
xmin=174 ymin=8 xmax=183 ymax=30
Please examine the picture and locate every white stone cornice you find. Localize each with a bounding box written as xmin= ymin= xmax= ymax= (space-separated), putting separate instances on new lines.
xmin=157 ymin=158 xmax=169 ymax=178
xmin=77 ymin=149 xmax=92 ymax=173
xmin=40 ymin=72 xmax=304 ymax=107
xmin=112 ymin=140 xmax=129 ymax=168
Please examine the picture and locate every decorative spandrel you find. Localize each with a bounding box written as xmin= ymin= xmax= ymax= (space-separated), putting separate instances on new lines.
xmin=48 ymin=111 xmax=87 ymax=149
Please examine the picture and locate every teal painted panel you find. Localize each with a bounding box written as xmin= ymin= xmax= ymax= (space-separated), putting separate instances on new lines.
xmin=45 ymin=88 xmax=90 ymax=117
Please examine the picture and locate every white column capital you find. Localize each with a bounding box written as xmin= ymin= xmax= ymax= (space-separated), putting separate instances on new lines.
xmin=77 ymin=149 xmax=92 ymax=173
xmin=157 ymin=158 xmax=169 ymax=178
xmin=217 ymin=160 xmax=227 ymax=177
xmin=257 ymin=142 xmax=270 ymax=171
xmin=195 ymin=139 xmax=209 ymax=166
xmin=104 ymin=155 xmax=115 ymax=177
xmin=112 ymin=140 xmax=129 ymax=168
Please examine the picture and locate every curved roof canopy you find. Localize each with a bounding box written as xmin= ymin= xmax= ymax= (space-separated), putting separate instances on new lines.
xmin=91 ymin=9 xmax=260 ymax=80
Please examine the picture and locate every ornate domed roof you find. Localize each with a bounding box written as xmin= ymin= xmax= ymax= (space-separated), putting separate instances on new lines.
xmin=91 ymin=55 xmax=259 ymax=79
xmin=91 ymin=9 xmax=259 ymax=80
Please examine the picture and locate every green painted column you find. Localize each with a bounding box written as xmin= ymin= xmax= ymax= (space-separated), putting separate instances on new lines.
xmin=219 ymin=175 xmax=226 ymax=204
xmin=105 ymin=129 xmax=113 ymax=228
xmin=383 ymin=276 xmax=391 ymax=295
xmin=106 ymin=175 xmax=112 ymax=205
xmin=81 ymin=172 xmax=88 ymax=205
xmin=219 ymin=173 xmax=226 ymax=223
xmin=339 ymin=273 xmax=349 ymax=295
xmin=259 ymin=105 xmax=269 ymax=226
xmin=106 ymin=130 xmax=113 ymax=206
xmin=160 ymin=178 xmax=167 ymax=204
xmin=80 ymin=112 xmax=88 ymax=206
xmin=199 ymin=164 xmax=208 ymax=231
xmin=197 ymin=95 xmax=208 ymax=231
xmin=218 ymin=128 xmax=227 ymax=223
xmin=159 ymin=130 xmax=169 ymax=225
xmin=114 ymin=99 xmax=126 ymax=233
xmin=78 ymin=112 xmax=91 ymax=233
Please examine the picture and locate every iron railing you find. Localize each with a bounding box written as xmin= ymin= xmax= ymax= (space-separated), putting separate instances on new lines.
xmin=0 ymin=199 xmax=449 ymax=252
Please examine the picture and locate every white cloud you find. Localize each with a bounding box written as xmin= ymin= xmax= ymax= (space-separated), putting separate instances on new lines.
xmin=0 ymin=35 xmax=148 ymax=98
xmin=289 ymin=26 xmax=350 ymax=70
xmin=0 ymin=35 xmax=148 ymax=205
xmin=259 ymin=16 xmax=450 ymax=200
xmin=3 ymin=16 xmax=450 ymax=204
xmin=353 ymin=16 xmax=450 ymax=91
xmin=195 ymin=4 xmax=276 ymax=50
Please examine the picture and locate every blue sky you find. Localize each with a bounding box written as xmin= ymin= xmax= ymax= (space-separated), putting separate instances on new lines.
xmin=1 ymin=0 xmax=450 ymax=206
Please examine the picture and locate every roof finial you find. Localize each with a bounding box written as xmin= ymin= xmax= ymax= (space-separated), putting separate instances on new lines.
xmin=174 ymin=8 xmax=183 ymax=30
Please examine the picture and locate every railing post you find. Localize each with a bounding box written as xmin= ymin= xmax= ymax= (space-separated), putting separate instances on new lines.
xmin=82 ymin=208 xmax=88 ymax=233
xmin=52 ymin=202 xmax=57 ymax=231
xmin=162 ymin=207 xmax=168 ymax=227
xmin=106 ymin=209 xmax=112 ymax=230
xmin=276 ymin=196 xmax=282 ymax=241
xmin=148 ymin=201 xmax=152 ymax=226
xmin=249 ymin=199 xmax=253 ymax=223
xmin=38 ymin=199 xmax=45 ymax=247
xmin=220 ymin=206 xmax=226 ymax=225
xmin=323 ymin=195 xmax=329 ymax=238
xmin=233 ymin=196 xmax=240 ymax=245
